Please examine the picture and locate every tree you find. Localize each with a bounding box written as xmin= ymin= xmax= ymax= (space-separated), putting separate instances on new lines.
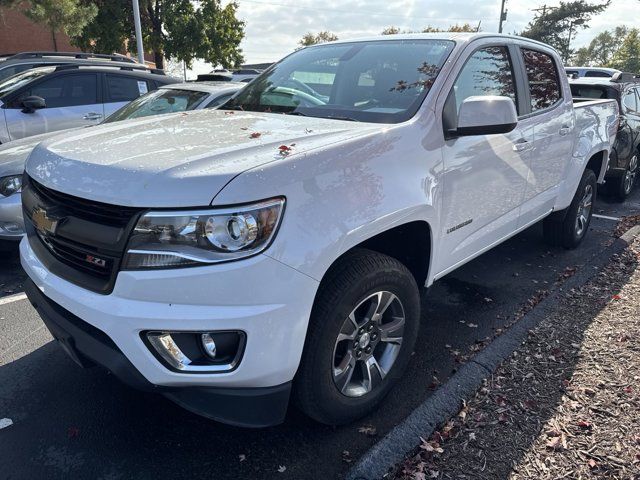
xmin=520 ymin=1 xmax=611 ymax=62
xmin=609 ymin=28 xmax=640 ymax=72
xmin=22 ymin=0 xmax=97 ymax=51
xmin=298 ymin=31 xmax=339 ymax=48
xmin=74 ymin=0 xmax=245 ymax=70
xmin=570 ymin=26 xmax=628 ymax=66
xmin=382 ymin=23 xmax=479 ymax=35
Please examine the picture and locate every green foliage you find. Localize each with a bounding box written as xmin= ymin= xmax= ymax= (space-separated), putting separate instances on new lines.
xmin=298 ymin=31 xmax=339 ymax=47
xmin=609 ymin=28 xmax=640 ymax=72
xmin=74 ymin=0 xmax=245 ymax=70
xmin=23 ymin=0 xmax=97 ymax=42
xmin=520 ymin=1 xmax=611 ymax=61
xmin=571 ymin=26 xmax=628 ymax=66
xmin=381 ymin=23 xmax=479 ymax=35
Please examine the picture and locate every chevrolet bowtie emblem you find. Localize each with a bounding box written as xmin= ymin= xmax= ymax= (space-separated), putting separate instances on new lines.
xmin=32 ymin=207 xmax=59 ymax=236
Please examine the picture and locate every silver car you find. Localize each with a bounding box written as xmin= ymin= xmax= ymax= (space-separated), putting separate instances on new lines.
xmin=0 ymin=81 xmax=244 ymax=246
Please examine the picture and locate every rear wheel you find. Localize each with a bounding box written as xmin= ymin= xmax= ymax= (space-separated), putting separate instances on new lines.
xmin=543 ymin=168 xmax=596 ymax=249
xmin=294 ymin=249 xmax=420 ymax=425
xmin=609 ymin=153 xmax=638 ymax=202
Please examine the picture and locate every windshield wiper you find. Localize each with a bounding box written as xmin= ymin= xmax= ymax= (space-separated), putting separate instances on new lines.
xmin=285 ymin=111 xmax=360 ymax=122
xmin=323 ymin=115 xmax=360 ymax=122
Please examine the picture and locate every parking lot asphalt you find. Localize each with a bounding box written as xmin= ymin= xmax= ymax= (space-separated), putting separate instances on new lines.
xmin=1 ymin=187 xmax=639 ymax=480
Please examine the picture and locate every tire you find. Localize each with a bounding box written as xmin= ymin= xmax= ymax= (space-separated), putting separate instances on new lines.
xmin=608 ymin=153 xmax=638 ymax=202
xmin=0 ymin=240 xmax=19 ymax=254
xmin=293 ymin=249 xmax=420 ymax=425
xmin=543 ymin=168 xmax=597 ymax=249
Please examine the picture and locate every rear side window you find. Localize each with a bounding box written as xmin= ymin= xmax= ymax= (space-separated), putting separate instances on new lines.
xmin=522 ymin=49 xmax=562 ymax=112
xmin=28 ymin=73 xmax=98 ymax=108
xmin=450 ymin=46 xmax=517 ymax=114
xmin=106 ymin=75 xmax=148 ymax=102
xmin=585 ymin=70 xmax=613 ymax=78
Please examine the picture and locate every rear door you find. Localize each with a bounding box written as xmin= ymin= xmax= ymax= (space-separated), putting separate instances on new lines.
xmin=103 ymin=74 xmax=151 ymax=117
xmin=436 ymin=42 xmax=533 ymax=276
xmin=3 ymin=72 xmax=102 ymax=141
xmin=517 ymin=47 xmax=574 ymax=225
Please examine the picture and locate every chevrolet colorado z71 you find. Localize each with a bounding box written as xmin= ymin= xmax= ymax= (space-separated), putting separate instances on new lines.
xmin=20 ymin=34 xmax=618 ymax=427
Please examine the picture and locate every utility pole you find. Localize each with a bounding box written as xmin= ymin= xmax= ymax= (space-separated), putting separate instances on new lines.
xmin=498 ymin=0 xmax=507 ymax=33
xmin=132 ymin=0 xmax=145 ymax=64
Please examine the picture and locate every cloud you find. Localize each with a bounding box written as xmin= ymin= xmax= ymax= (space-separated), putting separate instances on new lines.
xmin=230 ymin=0 xmax=638 ymax=64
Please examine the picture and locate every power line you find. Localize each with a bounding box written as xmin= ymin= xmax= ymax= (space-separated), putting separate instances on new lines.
xmin=237 ymin=0 xmax=494 ymax=23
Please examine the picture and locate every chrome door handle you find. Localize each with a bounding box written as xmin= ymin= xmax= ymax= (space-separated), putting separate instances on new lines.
xmin=559 ymin=126 xmax=572 ymax=136
xmin=83 ymin=113 xmax=102 ymax=120
xmin=513 ymin=141 xmax=532 ymax=152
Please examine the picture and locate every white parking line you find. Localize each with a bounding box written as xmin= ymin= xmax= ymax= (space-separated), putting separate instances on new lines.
xmin=0 ymin=292 xmax=27 ymax=306
xmin=593 ymin=214 xmax=621 ymax=221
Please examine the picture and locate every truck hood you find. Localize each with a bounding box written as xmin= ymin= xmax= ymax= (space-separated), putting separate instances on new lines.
xmin=25 ymin=109 xmax=378 ymax=207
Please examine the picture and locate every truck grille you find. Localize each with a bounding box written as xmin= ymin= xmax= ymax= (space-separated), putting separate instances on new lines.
xmin=22 ymin=176 xmax=142 ymax=294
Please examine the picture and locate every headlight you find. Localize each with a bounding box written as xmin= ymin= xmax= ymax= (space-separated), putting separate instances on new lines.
xmin=0 ymin=175 xmax=22 ymax=197
xmin=122 ymin=198 xmax=285 ymax=269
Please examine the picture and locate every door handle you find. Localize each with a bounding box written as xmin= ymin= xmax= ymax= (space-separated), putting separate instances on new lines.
xmin=559 ymin=126 xmax=572 ymax=136
xmin=512 ymin=141 xmax=532 ymax=152
xmin=83 ymin=113 xmax=102 ymax=121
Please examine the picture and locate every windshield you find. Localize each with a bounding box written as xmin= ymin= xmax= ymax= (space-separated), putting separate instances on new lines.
xmin=223 ymin=39 xmax=455 ymax=123
xmin=104 ymin=88 xmax=210 ymax=123
xmin=0 ymin=67 xmax=55 ymax=98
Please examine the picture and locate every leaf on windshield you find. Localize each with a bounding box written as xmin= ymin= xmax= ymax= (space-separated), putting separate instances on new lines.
xmin=278 ymin=145 xmax=293 ymax=156
xmin=250 ymin=132 xmax=262 ymax=139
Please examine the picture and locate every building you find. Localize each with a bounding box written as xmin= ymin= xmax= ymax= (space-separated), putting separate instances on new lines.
xmin=0 ymin=4 xmax=79 ymax=55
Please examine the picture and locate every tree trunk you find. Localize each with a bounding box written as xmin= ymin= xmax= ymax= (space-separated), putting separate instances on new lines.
xmin=51 ymin=28 xmax=58 ymax=51
xmin=154 ymin=50 xmax=164 ymax=69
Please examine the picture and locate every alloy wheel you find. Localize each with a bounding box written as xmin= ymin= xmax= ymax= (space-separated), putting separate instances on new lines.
xmin=332 ymin=291 xmax=405 ymax=398
xmin=575 ymin=183 xmax=593 ymax=238
xmin=624 ymin=154 xmax=638 ymax=195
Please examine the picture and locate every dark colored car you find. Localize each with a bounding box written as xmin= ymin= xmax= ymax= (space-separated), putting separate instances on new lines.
xmin=570 ymin=73 xmax=640 ymax=200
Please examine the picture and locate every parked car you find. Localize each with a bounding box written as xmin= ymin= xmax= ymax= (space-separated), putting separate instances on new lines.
xmin=0 ymin=65 xmax=178 ymax=143
xmin=20 ymin=33 xmax=618 ymax=428
xmin=231 ymin=68 xmax=263 ymax=83
xmin=0 ymin=81 xmax=244 ymax=246
xmin=0 ymin=51 xmax=150 ymax=83
xmin=570 ymin=73 xmax=640 ymax=200
xmin=565 ymin=66 xmax=621 ymax=79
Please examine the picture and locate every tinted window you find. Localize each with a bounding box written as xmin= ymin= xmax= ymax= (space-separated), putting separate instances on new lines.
xmin=570 ymin=84 xmax=611 ymax=100
xmin=0 ymin=67 xmax=54 ymax=98
xmin=0 ymin=63 xmax=41 ymax=83
xmin=224 ymin=39 xmax=455 ymax=124
xmin=585 ymin=70 xmax=613 ymax=78
xmin=623 ymin=89 xmax=637 ymax=111
xmin=451 ymin=46 xmax=517 ymax=114
xmin=28 ymin=73 xmax=98 ymax=108
xmin=104 ymin=88 xmax=208 ymax=122
xmin=522 ymin=49 xmax=561 ymax=112
xmin=106 ymin=75 xmax=148 ymax=102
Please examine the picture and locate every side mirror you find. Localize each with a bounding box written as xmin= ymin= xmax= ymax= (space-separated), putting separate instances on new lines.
xmin=21 ymin=96 xmax=46 ymax=114
xmin=454 ymin=96 xmax=517 ymax=137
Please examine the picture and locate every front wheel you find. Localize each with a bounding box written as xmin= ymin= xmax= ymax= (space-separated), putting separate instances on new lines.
xmin=543 ymin=168 xmax=597 ymax=249
xmin=293 ymin=249 xmax=420 ymax=425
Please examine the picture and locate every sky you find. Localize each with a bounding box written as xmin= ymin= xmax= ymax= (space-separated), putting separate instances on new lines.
xmin=184 ymin=0 xmax=636 ymax=76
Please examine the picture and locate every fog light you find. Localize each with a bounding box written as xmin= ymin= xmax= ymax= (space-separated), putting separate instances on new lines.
xmin=144 ymin=330 xmax=245 ymax=373
xmin=201 ymin=333 xmax=217 ymax=359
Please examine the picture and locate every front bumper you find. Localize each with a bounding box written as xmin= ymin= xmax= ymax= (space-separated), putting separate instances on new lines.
xmin=0 ymin=192 xmax=24 ymax=241
xmin=25 ymin=279 xmax=291 ymax=427
xmin=21 ymin=239 xmax=319 ymax=425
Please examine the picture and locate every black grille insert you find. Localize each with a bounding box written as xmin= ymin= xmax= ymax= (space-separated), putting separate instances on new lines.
xmin=23 ymin=176 xmax=142 ymax=294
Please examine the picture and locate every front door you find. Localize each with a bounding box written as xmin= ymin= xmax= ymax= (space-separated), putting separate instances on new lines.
xmin=436 ymin=45 xmax=532 ymax=276
xmin=4 ymin=73 xmax=103 ymax=141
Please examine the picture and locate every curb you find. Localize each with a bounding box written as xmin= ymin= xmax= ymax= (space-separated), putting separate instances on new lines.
xmin=347 ymin=226 xmax=639 ymax=480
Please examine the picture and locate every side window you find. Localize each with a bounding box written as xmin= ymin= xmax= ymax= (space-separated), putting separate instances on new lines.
xmin=623 ymin=89 xmax=637 ymax=112
xmin=450 ymin=46 xmax=517 ymax=115
xmin=28 ymin=74 xmax=98 ymax=108
xmin=205 ymin=93 xmax=234 ymax=109
xmin=522 ymin=49 xmax=562 ymax=112
xmin=585 ymin=70 xmax=613 ymax=78
xmin=106 ymin=75 xmax=148 ymax=103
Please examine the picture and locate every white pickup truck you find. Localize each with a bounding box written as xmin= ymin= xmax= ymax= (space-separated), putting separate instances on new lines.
xmin=20 ymin=34 xmax=618 ymax=427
